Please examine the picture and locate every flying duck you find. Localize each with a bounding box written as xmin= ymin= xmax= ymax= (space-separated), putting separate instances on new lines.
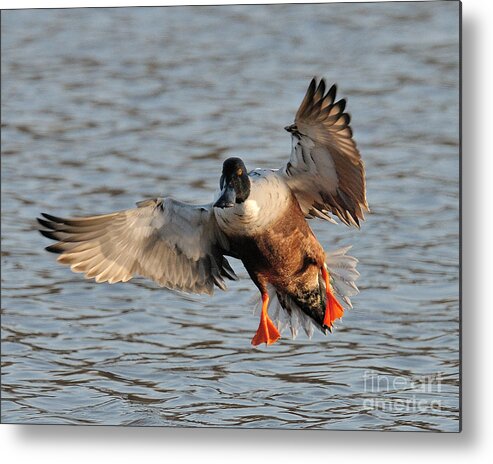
xmin=37 ymin=78 xmax=368 ymax=346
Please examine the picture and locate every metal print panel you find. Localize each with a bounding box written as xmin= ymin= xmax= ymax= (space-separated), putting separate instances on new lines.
xmin=1 ymin=1 xmax=461 ymax=431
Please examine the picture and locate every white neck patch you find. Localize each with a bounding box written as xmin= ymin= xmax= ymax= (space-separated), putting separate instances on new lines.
xmin=214 ymin=170 xmax=292 ymax=236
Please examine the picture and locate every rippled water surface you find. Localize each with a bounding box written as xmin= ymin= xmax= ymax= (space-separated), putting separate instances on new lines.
xmin=1 ymin=2 xmax=460 ymax=430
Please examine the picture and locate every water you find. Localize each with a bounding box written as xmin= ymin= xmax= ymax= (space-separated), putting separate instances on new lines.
xmin=1 ymin=2 xmax=460 ymax=431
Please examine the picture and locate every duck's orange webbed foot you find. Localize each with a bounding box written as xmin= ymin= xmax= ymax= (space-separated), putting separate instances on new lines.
xmin=321 ymin=264 xmax=345 ymax=331
xmin=251 ymin=293 xmax=281 ymax=346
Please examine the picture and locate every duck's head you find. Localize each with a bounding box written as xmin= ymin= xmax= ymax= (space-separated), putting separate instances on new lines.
xmin=214 ymin=157 xmax=251 ymax=208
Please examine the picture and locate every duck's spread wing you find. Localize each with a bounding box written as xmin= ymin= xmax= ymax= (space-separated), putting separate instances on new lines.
xmin=281 ymin=78 xmax=369 ymax=227
xmin=37 ymin=198 xmax=237 ymax=294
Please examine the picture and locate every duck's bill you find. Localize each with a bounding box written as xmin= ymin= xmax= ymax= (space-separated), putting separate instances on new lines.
xmin=214 ymin=185 xmax=236 ymax=208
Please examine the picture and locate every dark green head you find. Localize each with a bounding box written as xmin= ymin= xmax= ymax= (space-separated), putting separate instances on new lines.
xmin=214 ymin=157 xmax=251 ymax=208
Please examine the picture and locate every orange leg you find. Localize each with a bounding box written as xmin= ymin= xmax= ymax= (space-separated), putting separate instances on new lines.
xmin=321 ymin=264 xmax=345 ymax=330
xmin=251 ymin=293 xmax=281 ymax=346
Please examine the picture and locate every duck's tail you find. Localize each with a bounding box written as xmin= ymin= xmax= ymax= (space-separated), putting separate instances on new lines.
xmin=257 ymin=246 xmax=360 ymax=339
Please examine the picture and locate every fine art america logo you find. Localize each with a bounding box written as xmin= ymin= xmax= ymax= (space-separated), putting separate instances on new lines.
xmin=362 ymin=370 xmax=443 ymax=412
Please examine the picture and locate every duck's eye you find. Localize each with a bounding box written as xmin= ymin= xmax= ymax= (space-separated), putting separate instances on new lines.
xmin=237 ymin=168 xmax=243 ymax=176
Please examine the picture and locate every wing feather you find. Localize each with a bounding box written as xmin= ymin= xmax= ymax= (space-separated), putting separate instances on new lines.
xmin=37 ymin=198 xmax=238 ymax=295
xmin=282 ymin=77 xmax=369 ymax=227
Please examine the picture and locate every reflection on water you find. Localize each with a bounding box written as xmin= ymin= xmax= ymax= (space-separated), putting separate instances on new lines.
xmin=1 ymin=2 xmax=459 ymax=430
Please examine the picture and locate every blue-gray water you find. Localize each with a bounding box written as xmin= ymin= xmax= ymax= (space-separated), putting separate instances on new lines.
xmin=1 ymin=2 xmax=460 ymax=431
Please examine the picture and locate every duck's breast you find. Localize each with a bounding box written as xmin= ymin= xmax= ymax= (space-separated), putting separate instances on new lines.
xmin=214 ymin=169 xmax=292 ymax=236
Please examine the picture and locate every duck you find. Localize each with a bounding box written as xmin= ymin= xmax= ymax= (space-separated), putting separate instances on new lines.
xmin=37 ymin=77 xmax=368 ymax=346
